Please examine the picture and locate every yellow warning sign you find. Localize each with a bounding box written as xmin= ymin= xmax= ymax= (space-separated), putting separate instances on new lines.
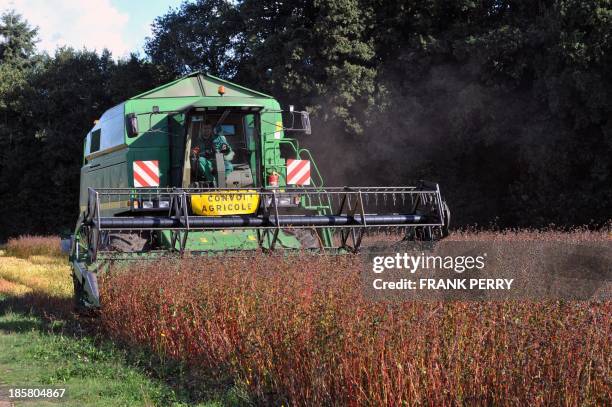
xmin=274 ymin=121 xmax=283 ymax=139
xmin=191 ymin=190 xmax=260 ymax=216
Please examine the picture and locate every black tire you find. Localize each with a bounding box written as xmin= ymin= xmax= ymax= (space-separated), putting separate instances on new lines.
xmin=418 ymin=226 xmax=434 ymax=241
xmin=294 ymin=228 xmax=322 ymax=249
xmin=101 ymin=232 xmax=150 ymax=252
xmin=283 ymin=228 xmax=322 ymax=249
xmin=72 ymin=273 xmax=87 ymax=310
xmin=441 ymin=201 xmax=451 ymax=238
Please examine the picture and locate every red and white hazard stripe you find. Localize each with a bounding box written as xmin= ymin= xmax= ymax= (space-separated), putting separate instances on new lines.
xmin=286 ymin=159 xmax=310 ymax=185
xmin=133 ymin=160 xmax=160 ymax=187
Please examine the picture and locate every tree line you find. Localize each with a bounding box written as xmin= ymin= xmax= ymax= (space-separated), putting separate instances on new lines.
xmin=0 ymin=0 xmax=610 ymax=240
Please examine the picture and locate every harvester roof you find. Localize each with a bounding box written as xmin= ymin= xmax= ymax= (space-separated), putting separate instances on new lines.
xmin=130 ymin=72 xmax=274 ymax=100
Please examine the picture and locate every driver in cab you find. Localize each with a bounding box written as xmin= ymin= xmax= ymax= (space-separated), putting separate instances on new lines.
xmin=192 ymin=125 xmax=235 ymax=186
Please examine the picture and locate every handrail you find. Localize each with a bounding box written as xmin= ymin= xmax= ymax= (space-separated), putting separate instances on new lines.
xmin=269 ymin=138 xmax=325 ymax=189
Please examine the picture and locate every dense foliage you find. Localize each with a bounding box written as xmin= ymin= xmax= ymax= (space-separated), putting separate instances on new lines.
xmin=0 ymin=1 xmax=610 ymax=239
xmin=0 ymin=11 xmax=166 ymax=239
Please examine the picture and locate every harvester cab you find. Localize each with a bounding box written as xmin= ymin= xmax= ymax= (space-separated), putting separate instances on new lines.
xmin=70 ymin=72 xmax=450 ymax=308
xmin=184 ymin=110 xmax=256 ymax=189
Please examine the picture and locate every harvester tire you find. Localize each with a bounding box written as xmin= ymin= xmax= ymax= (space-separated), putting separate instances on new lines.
xmin=403 ymin=226 xmax=434 ymax=242
xmin=72 ymin=273 xmax=87 ymax=310
xmin=102 ymin=232 xmax=150 ymax=252
xmin=442 ymin=201 xmax=451 ymax=238
xmin=285 ymin=228 xmax=322 ymax=249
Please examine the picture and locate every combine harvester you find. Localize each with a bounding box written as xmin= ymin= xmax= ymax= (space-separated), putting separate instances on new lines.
xmin=70 ymin=73 xmax=450 ymax=307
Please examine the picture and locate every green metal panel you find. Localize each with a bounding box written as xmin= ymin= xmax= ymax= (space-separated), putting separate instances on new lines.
xmin=131 ymin=75 xmax=204 ymax=99
xmin=160 ymin=230 xmax=261 ymax=251
xmin=140 ymin=76 xmax=202 ymax=98
xmin=159 ymin=230 xmax=301 ymax=251
xmin=200 ymin=73 xmax=273 ymax=98
xmin=79 ymin=148 xmax=129 ymax=213
xmin=130 ymin=72 xmax=273 ymax=99
xmin=168 ymin=113 xmax=186 ymax=187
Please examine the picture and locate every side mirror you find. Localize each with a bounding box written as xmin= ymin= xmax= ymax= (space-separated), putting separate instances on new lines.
xmin=300 ymin=111 xmax=311 ymax=135
xmin=126 ymin=113 xmax=138 ymax=137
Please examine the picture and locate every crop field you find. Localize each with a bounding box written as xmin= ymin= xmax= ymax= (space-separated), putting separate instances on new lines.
xmin=0 ymin=232 xmax=610 ymax=406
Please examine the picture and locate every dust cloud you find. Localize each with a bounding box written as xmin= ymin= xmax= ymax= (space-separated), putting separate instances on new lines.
xmin=295 ymin=63 xmax=540 ymax=225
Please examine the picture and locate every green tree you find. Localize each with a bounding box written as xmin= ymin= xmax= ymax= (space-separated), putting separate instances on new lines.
xmin=0 ymin=10 xmax=37 ymax=61
xmin=145 ymin=0 xmax=241 ymax=77
xmin=145 ymin=0 xmax=611 ymax=227
xmin=0 ymin=10 xmax=40 ymax=235
xmin=0 ymin=10 xmax=38 ymax=111
xmin=0 ymin=1 xmax=609 ymax=238
xmin=146 ymin=0 xmax=377 ymax=133
xmin=0 ymin=38 xmax=162 ymax=238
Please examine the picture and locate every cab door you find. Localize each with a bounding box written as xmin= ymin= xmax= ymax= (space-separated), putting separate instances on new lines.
xmin=244 ymin=113 xmax=261 ymax=187
xmin=168 ymin=113 xmax=186 ymax=187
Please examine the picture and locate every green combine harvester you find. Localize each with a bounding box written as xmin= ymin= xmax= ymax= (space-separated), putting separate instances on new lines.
xmin=70 ymin=72 xmax=450 ymax=307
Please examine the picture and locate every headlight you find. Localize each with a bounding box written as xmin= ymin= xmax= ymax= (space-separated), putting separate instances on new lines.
xmin=264 ymin=194 xmax=301 ymax=208
xmin=133 ymin=198 xmax=170 ymax=210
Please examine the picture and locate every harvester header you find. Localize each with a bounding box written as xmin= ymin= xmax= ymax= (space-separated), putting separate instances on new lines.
xmin=70 ymin=72 xmax=450 ymax=307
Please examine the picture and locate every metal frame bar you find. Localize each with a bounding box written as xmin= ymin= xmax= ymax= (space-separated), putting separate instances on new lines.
xmin=85 ymin=184 xmax=447 ymax=253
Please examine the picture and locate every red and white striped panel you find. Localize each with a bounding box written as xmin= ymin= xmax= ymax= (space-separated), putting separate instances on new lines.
xmin=133 ymin=160 xmax=160 ymax=187
xmin=286 ymin=159 xmax=310 ymax=185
